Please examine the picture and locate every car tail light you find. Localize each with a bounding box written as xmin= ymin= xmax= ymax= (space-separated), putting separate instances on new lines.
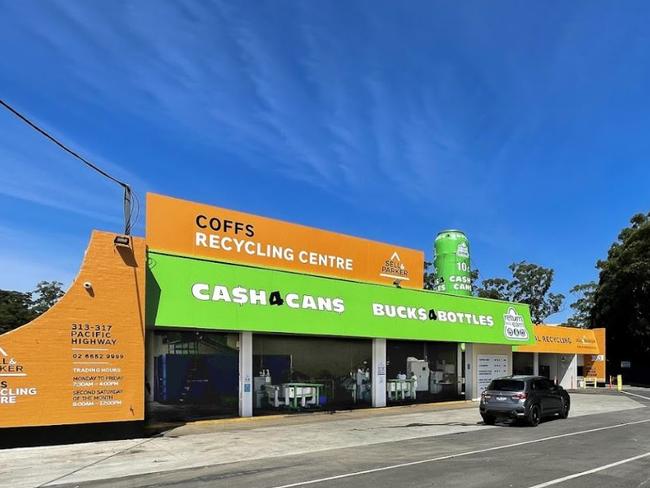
xmin=481 ymin=392 xmax=491 ymax=400
xmin=511 ymin=392 xmax=527 ymax=400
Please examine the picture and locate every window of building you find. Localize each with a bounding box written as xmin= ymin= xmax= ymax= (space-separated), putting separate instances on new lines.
xmin=253 ymin=335 xmax=372 ymax=414
xmin=386 ymin=340 xmax=461 ymax=404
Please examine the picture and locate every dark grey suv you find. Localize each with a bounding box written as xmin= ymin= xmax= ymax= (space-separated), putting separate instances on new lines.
xmin=479 ymin=375 xmax=570 ymax=427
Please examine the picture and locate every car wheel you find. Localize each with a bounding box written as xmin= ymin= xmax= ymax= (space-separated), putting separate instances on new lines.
xmin=559 ymin=398 xmax=570 ymax=419
xmin=528 ymin=404 xmax=541 ymax=427
xmin=481 ymin=414 xmax=496 ymax=425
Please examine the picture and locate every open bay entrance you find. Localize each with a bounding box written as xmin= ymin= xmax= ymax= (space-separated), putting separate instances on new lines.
xmin=148 ymin=330 xmax=239 ymax=422
xmin=252 ymin=334 xmax=372 ymax=415
xmin=386 ymin=340 xmax=462 ymax=404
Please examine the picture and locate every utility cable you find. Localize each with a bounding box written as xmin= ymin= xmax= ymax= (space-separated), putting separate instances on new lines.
xmin=0 ymin=98 xmax=135 ymax=234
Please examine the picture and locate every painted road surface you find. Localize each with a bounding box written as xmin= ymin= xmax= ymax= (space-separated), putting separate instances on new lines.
xmin=4 ymin=390 xmax=649 ymax=488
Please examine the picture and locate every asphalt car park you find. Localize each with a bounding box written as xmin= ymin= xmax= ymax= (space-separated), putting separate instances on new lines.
xmin=34 ymin=389 xmax=648 ymax=488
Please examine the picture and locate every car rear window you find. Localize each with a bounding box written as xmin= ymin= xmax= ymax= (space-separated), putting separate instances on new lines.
xmin=488 ymin=380 xmax=525 ymax=391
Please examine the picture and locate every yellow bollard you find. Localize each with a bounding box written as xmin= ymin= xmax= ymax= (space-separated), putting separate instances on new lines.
xmin=617 ymin=374 xmax=623 ymax=391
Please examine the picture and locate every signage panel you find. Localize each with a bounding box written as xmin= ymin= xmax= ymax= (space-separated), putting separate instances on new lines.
xmin=0 ymin=232 xmax=145 ymax=428
xmin=514 ymin=325 xmax=603 ymax=355
xmin=477 ymin=355 xmax=509 ymax=393
xmin=147 ymin=252 xmax=534 ymax=345
xmin=582 ymin=328 xmax=606 ymax=381
xmin=146 ymin=193 xmax=424 ymax=288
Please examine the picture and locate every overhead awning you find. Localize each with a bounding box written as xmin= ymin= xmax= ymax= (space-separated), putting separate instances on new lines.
xmin=146 ymin=251 xmax=536 ymax=345
xmin=514 ymin=325 xmax=605 ymax=355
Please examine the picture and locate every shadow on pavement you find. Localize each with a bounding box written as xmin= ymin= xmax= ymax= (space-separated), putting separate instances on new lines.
xmin=0 ymin=421 xmax=176 ymax=449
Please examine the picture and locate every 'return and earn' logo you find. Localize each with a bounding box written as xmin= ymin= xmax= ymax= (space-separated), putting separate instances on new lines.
xmin=456 ymin=242 xmax=469 ymax=258
xmin=503 ymin=307 xmax=528 ymax=341
xmin=379 ymin=252 xmax=410 ymax=283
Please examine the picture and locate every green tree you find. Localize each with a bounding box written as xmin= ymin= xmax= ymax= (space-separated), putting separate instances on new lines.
xmin=476 ymin=262 xmax=564 ymax=324
xmin=591 ymin=212 xmax=650 ymax=378
xmin=0 ymin=290 xmax=36 ymax=334
xmin=566 ymin=282 xmax=597 ymax=328
xmin=0 ymin=281 xmax=65 ymax=335
xmin=507 ymin=261 xmax=564 ymax=324
xmin=31 ymin=281 xmax=64 ymax=316
xmin=475 ymin=277 xmax=511 ymax=300
xmin=423 ymin=261 xmax=437 ymax=290
xmin=469 ymin=268 xmax=480 ymax=291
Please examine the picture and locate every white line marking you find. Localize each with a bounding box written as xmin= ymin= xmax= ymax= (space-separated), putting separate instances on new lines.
xmin=527 ymin=452 xmax=650 ymax=488
xmin=270 ymin=418 xmax=650 ymax=488
xmin=622 ymin=390 xmax=650 ymax=401
xmin=0 ymin=346 xmax=7 ymax=356
xmin=0 ymin=373 xmax=27 ymax=377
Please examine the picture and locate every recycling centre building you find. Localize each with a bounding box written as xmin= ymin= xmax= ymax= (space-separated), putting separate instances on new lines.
xmin=0 ymin=192 xmax=597 ymax=429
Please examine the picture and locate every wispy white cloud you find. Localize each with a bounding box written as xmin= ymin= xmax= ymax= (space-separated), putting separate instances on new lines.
xmin=0 ymin=113 xmax=150 ymax=231
xmin=3 ymin=0 xmax=644 ymax=321
xmin=2 ymin=0 xmax=491 ymax=206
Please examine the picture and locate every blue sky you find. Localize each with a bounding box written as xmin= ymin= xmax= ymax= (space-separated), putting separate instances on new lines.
xmin=1 ymin=1 xmax=649 ymax=323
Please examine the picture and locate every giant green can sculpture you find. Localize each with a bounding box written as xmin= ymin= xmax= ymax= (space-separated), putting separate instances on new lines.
xmin=434 ymin=230 xmax=471 ymax=296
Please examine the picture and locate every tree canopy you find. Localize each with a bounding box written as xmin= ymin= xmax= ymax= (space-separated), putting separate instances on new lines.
xmin=0 ymin=290 xmax=36 ymax=334
xmin=0 ymin=281 xmax=64 ymax=335
xmin=423 ymin=261 xmax=437 ymax=290
xmin=591 ymin=212 xmax=650 ymax=378
xmin=31 ymin=281 xmax=65 ymax=316
xmin=475 ymin=277 xmax=510 ymax=300
xmin=475 ymin=262 xmax=564 ymax=324
xmin=566 ymin=282 xmax=597 ymax=328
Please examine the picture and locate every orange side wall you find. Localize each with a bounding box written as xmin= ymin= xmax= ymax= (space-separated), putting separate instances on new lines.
xmin=0 ymin=231 xmax=145 ymax=428
xmin=583 ymin=328 xmax=606 ymax=381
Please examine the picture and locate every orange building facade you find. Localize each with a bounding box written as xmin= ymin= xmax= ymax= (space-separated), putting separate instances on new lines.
xmin=0 ymin=231 xmax=146 ymax=428
xmin=513 ymin=324 xmax=606 ymax=388
xmin=0 ymin=193 xmax=606 ymax=430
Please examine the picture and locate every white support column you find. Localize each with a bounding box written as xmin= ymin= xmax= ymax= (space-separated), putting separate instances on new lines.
xmin=372 ymin=339 xmax=386 ymax=408
xmin=558 ymin=354 xmax=578 ymax=389
xmin=533 ymin=352 xmax=540 ymax=376
xmin=464 ymin=343 xmax=474 ymax=400
xmin=457 ymin=343 xmax=464 ymax=396
xmin=570 ymin=354 xmax=578 ymax=389
xmin=239 ymin=332 xmax=253 ymax=417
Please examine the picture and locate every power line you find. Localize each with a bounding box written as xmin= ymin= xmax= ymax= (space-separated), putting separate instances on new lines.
xmin=0 ymin=98 xmax=135 ymax=235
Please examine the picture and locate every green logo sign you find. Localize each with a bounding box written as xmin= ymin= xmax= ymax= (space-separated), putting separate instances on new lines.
xmin=147 ymin=252 xmax=534 ymax=345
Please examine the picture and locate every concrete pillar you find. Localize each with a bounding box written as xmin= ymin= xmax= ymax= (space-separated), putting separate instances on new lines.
xmin=549 ymin=354 xmax=559 ymax=383
xmin=457 ymin=343 xmax=464 ymax=396
xmin=533 ymin=352 xmax=539 ymax=376
xmin=558 ymin=354 xmax=578 ymax=389
xmin=569 ymin=354 xmax=578 ymax=389
xmin=239 ymin=332 xmax=253 ymax=417
xmin=464 ymin=343 xmax=474 ymax=400
xmin=372 ymin=339 xmax=386 ymax=408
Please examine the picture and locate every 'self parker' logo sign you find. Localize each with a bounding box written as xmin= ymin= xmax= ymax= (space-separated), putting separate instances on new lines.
xmin=0 ymin=345 xmax=37 ymax=405
xmin=0 ymin=346 xmax=26 ymax=377
xmin=380 ymin=252 xmax=410 ymax=282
